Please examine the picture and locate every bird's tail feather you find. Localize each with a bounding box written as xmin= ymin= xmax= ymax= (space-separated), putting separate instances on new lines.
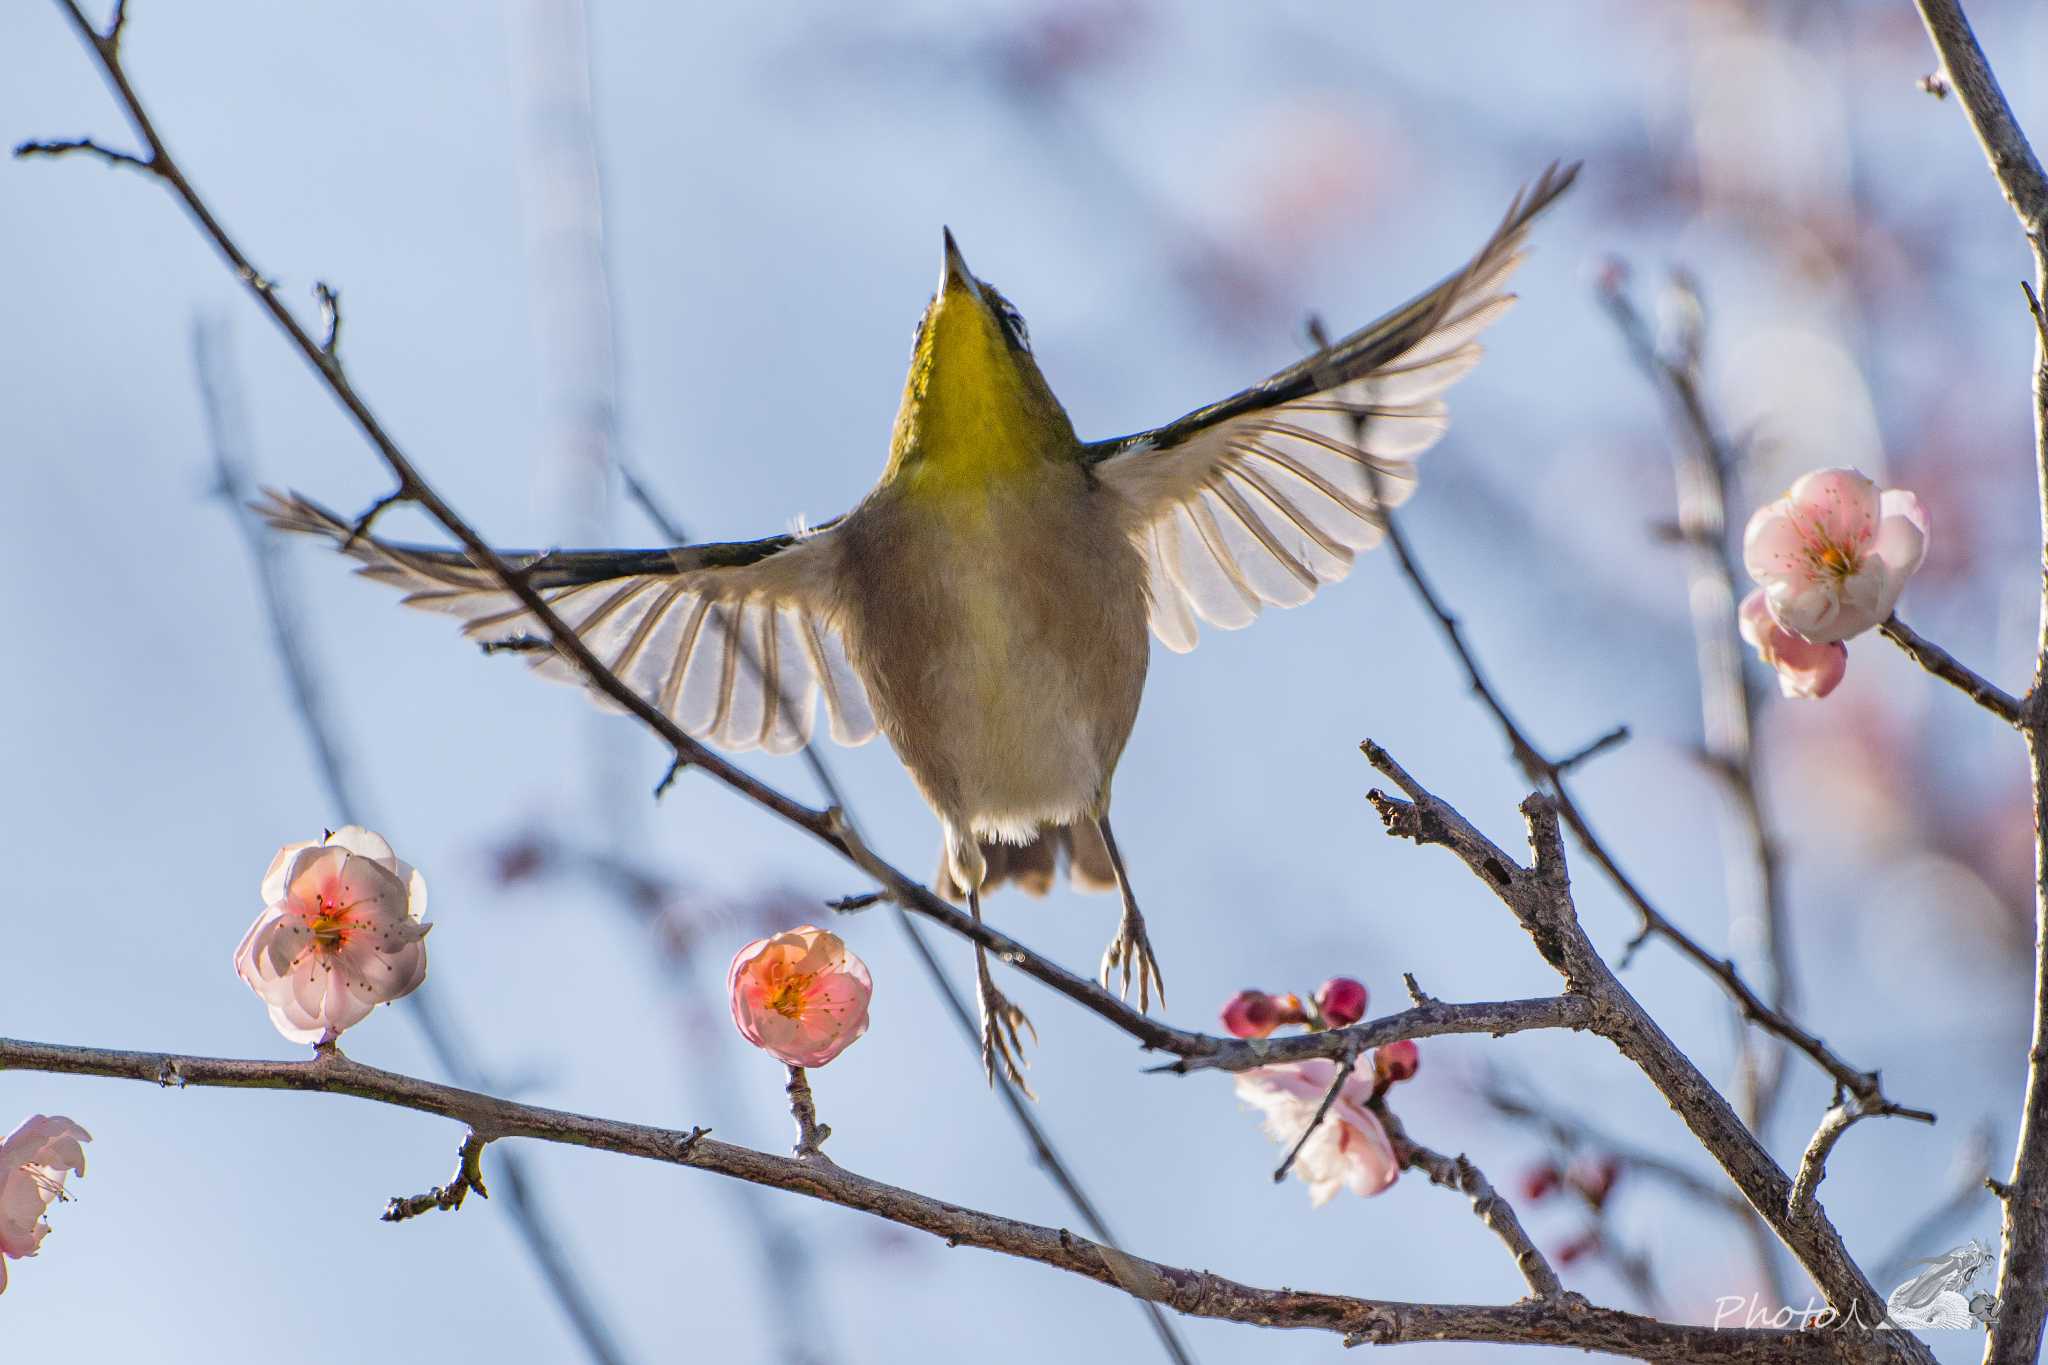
xmin=935 ymin=822 xmax=1117 ymax=900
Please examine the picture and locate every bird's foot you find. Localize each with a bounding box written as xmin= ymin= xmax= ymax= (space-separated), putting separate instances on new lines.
xmin=1100 ymin=909 xmax=1165 ymax=1013
xmin=976 ymin=968 xmax=1037 ymax=1097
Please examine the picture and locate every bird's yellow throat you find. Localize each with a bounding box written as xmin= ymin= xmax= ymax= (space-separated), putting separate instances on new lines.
xmin=883 ymin=275 xmax=1073 ymax=504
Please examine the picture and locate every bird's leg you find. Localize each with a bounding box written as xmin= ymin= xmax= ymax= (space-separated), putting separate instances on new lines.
xmin=968 ymin=884 xmax=1036 ymax=1095
xmin=1093 ymin=814 xmax=1165 ymax=1012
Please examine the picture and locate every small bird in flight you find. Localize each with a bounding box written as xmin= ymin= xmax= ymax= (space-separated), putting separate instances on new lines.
xmin=263 ymin=163 xmax=1577 ymax=1090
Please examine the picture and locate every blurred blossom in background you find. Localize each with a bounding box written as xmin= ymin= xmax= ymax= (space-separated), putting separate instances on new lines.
xmin=4 ymin=2 xmax=2044 ymax=1361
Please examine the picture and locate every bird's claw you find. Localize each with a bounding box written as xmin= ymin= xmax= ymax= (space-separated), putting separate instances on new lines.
xmin=977 ymin=971 xmax=1036 ymax=1097
xmin=1100 ymin=910 xmax=1165 ymax=1013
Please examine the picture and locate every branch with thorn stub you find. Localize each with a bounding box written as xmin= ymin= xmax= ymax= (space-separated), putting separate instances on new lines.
xmin=785 ymin=1067 xmax=833 ymax=1163
xmin=314 ymin=281 xmax=342 ymax=359
xmin=384 ymin=1132 xmax=491 ymax=1222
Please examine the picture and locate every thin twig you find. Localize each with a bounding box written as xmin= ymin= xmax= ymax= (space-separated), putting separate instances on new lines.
xmin=1597 ymin=271 xmax=1796 ymax=1304
xmin=785 ymin=1066 xmax=833 ymax=1162
xmin=1880 ymin=615 xmax=2024 ymax=725
xmin=1380 ymin=1107 xmax=1567 ymax=1301
xmin=384 ymin=1131 xmax=491 ymax=1221
xmin=1271 ymin=1051 xmax=1358 ymax=1184
xmin=1787 ymin=1101 xmax=1877 ymax=1226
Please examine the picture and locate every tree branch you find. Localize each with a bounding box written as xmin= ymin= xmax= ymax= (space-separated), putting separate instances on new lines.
xmin=1880 ymin=615 xmax=2024 ymax=726
xmin=1361 ymin=742 xmax=1932 ymax=1362
xmin=1359 ymin=421 xmax=1928 ymax=1130
xmin=1380 ymin=1107 xmax=1567 ymax=1301
xmin=0 ymin=1034 xmax=1882 ymax=1362
xmin=194 ymin=320 xmax=633 ymax=1365
xmin=1909 ymin=4 xmax=2048 ymax=1361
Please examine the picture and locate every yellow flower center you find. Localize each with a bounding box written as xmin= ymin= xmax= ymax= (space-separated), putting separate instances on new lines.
xmin=305 ymin=893 xmax=360 ymax=949
xmin=768 ymin=972 xmax=814 ymax=1020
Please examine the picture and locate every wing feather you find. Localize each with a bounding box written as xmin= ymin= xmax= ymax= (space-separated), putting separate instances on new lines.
xmin=255 ymin=489 xmax=877 ymax=755
xmin=1090 ymin=162 xmax=1576 ymax=648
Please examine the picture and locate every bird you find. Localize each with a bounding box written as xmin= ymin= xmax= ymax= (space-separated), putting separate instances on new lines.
xmin=260 ymin=162 xmax=1578 ymax=1090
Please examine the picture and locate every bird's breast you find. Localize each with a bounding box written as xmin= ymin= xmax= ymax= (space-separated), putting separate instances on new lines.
xmin=835 ymin=469 xmax=1150 ymax=831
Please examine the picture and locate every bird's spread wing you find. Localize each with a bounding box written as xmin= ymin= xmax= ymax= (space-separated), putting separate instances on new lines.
xmin=1086 ymin=162 xmax=1578 ymax=652
xmin=257 ymin=491 xmax=876 ymax=755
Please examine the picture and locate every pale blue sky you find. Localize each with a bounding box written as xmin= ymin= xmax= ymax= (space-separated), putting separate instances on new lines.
xmin=3 ymin=3 xmax=2038 ymax=1362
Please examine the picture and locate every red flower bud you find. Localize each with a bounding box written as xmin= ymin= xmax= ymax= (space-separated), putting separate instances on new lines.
xmin=1519 ymin=1164 xmax=1562 ymax=1202
xmin=1568 ymin=1156 xmax=1621 ymax=1208
xmin=1374 ymin=1039 xmax=1420 ymax=1085
xmin=1555 ymin=1230 xmax=1602 ymax=1266
xmin=1313 ymin=976 xmax=1369 ymax=1028
xmin=1220 ymin=989 xmax=1279 ymax=1039
xmin=1269 ymin=993 xmax=1308 ymax=1026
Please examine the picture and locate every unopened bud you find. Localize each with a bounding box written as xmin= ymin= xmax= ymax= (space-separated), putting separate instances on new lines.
xmin=1374 ymin=1039 xmax=1420 ymax=1085
xmin=1220 ymin=989 xmax=1279 ymax=1039
xmin=1313 ymin=976 xmax=1369 ymax=1028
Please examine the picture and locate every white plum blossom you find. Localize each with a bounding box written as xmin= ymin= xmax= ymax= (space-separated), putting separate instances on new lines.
xmin=1235 ymin=1059 xmax=1399 ymax=1205
xmin=1743 ymin=468 xmax=1927 ymax=645
xmin=234 ymin=826 xmax=430 ymax=1045
xmin=0 ymin=1115 xmax=91 ymax=1294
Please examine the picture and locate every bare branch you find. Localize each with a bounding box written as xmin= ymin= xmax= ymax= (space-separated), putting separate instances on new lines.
xmin=1380 ymin=1107 xmax=1566 ymax=1301
xmin=0 ymin=1033 xmax=1881 ymax=1362
xmin=1787 ymin=1102 xmax=1879 ymax=1228
xmin=1909 ymin=5 xmax=2048 ymax=1360
xmin=1271 ymin=1050 xmax=1358 ymax=1184
xmin=13 ymin=135 xmax=149 ymax=170
xmin=384 ymin=1131 xmax=491 ymax=1222
xmin=1359 ymin=743 xmax=1931 ymax=1360
xmin=784 ymin=1066 xmax=833 ymax=1163
xmin=1880 ymin=615 xmax=2024 ymax=725
xmin=197 ymin=325 xmax=633 ymax=1365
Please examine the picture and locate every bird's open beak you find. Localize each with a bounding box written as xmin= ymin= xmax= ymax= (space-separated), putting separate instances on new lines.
xmin=940 ymin=227 xmax=982 ymax=301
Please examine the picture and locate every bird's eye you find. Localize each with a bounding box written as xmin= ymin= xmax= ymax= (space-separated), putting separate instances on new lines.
xmin=995 ymin=300 xmax=1030 ymax=352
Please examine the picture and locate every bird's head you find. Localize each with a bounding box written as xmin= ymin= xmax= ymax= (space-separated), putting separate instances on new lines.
xmin=884 ymin=230 xmax=1076 ymax=492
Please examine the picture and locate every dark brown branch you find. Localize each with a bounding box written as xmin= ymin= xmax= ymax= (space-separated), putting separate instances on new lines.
xmin=0 ymin=1034 xmax=1880 ymax=1362
xmin=1161 ymin=995 xmax=1595 ymax=1074
xmin=1360 ymin=743 xmax=1932 ymax=1363
xmin=13 ymin=134 xmax=149 ymax=169
xmin=1880 ymin=615 xmax=2024 ymax=725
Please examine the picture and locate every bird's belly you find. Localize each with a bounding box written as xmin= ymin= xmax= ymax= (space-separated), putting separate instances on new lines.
xmin=839 ymin=482 xmax=1149 ymax=838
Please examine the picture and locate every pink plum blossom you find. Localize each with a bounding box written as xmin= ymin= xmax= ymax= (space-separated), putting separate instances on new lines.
xmin=0 ymin=1115 xmax=90 ymax=1294
xmin=234 ymin=826 xmax=430 ymax=1045
xmin=1743 ymin=468 xmax=1928 ymax=644
xmin=728 ymin=926 xmax=873 ymax=1067
xmin=1234 ymin=1059 xmax=1400 ymax=1205
xmin=1739 ymin=590 xmax=1848 ymax=699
